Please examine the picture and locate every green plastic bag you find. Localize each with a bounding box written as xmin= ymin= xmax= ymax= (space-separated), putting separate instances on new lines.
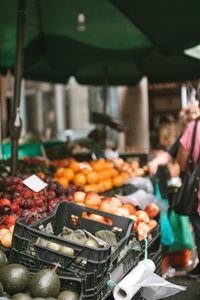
xmin=168 ymin=210 xmax=194 ymax=252
xmin=155 ymin=183 xmax=174 ymax=246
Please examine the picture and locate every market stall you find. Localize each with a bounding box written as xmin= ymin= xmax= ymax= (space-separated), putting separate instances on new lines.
xmin=0 ymin=0 xmax=200 ymax=298
xmin=0 ymin=155 xmax=187 ymax=299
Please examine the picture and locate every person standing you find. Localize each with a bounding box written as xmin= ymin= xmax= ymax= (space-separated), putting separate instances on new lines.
xmin=177 ymin=117 xmax=200 ymax=277
xmin=148 ymin=103 xmax=200 ymax=175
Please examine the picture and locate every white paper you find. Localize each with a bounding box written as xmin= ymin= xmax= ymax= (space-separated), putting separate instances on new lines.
xmin=113 ymin=259 xmax=186 ymax=300
xmin=23 ymin=175 xmax=48 ymax=192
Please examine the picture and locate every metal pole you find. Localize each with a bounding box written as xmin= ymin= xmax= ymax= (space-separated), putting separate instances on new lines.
xmin=103 ymin=67 xmax=108 ymax=147
xmin=11 ymin=0 xmax=26 ymax=175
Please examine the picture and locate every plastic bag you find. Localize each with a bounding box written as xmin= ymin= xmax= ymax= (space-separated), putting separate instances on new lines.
xmin=113 ymin=259 xmax=186 ymax=300
xmin=155 ymin=183 xmax=174 ymax=246
xmin=117 ymin=188 xmax=168 ymax=217
xmin=169 ymin=210 xmax=194 ymax=252
xmin=160 ymin=212 xmax=175 ymax=246
xmin=125 ymin=177 xmax=154 ymax=194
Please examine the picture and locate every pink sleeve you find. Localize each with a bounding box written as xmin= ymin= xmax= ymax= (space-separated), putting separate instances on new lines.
xmin=180 ymin=121 xmax=195 ymax=153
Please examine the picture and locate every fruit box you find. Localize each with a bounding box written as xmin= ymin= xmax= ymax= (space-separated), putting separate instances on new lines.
xmin=9 ymin=201 xmax=135 ymax=286
xmin=78 ymin=234 xmax=162 ymax=299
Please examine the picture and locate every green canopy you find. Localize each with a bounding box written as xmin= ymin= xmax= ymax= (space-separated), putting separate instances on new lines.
xmin=0 ymin=0 xmax=200 ymax=85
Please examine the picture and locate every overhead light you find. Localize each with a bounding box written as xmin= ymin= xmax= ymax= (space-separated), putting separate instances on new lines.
xmin=184 ymin=45 xmax=200 ymax=59
xmin=77 ymin=13 xmax=86 ymax=32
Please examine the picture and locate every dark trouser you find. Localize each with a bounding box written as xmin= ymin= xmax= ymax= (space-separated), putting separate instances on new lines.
xmin=190 ymin=213 xmax=200 ymax=262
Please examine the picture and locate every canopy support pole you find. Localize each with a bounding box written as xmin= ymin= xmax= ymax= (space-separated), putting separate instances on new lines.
xmin=103 ymin=67 xmax=108 ymax=148
xmin=11 ymin=0 xmax=26 ymax=175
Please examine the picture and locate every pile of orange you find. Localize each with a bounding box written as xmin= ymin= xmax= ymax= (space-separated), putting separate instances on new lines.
xmin=54 ymin=158 xmax=130 ymax=193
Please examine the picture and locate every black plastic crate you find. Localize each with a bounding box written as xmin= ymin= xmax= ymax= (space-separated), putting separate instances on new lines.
xmin=9 ymin=201 xmax=134 ymax=288
xmin=82 ymin=240 xmax=162 ymax=300
xmin=139 ymin=223 xmax=161 ymax=251
xmin=82 ymin=243 xmax=141 ymax=299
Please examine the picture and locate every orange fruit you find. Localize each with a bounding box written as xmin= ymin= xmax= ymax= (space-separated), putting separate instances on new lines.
xmin=104 ymin=161 xmax=113 ymax=169
xmin=57 ymin=177 xmax=69 ymax=188
xmin=62 ymin=168 xmax=74 ymax=181
xmin=97 ymin=182 xmax=106 ymax=193
xmin=92 ymin=161 xmax=104 ymax=172
xmin=54 ymin=167 xmax=65 ymax=177
xmin=1 ymin=231 xmax=12 ymax=248
xmin=84 ymin=184 xmax=94 ymax=193
xmin=103 ymin=179 xmax=113 ymax=191
xmin=112 ymin=175 xmax=124 ymax=187
xmin=69 ymin=161 xmax=80 ymax=173
xmin=120 ymin=171 xmax=130 ymax=180
xmin=37 ymin=172 xmax=45 ymax=178
xmin=89 ymin=184 xmax=99 ymax=193
xmin=86 ymin=171 xmax=99 ymax=184
xmin=73 ymin=173 xmax=86 ymax=186
xmin=81 ymin=168 xmax=91 ymax=176
xmin=110 ymin=168 xmax=119 ymax=177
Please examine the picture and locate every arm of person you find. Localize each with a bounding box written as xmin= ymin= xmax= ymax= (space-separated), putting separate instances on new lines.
xmin=148 ymin=151 xmax=172 ymax=175
xmin=176 ymin=144 xmax=190 ymax=172
xmin=176 ymin=121 xmax=195 ymax=172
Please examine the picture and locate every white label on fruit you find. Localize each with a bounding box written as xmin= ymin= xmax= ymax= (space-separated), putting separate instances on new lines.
xmin=79 ymin=163 xmax=92 ymax=170
xmin=23 ymin=175 xmax=48 ymax=192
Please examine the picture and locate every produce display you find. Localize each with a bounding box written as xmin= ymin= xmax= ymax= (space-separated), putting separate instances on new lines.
xmin=0 ymin=175 xmax=84 ymax=248
xmin=53 ymin=157 xmax=148 ymax=193
xmin=0 ymin=153 xmax=161 ymax=300
xmin=73 ymin=191 xmax=159 ymax=240
xmin=0 ymin=254 xmax=80 ymax=299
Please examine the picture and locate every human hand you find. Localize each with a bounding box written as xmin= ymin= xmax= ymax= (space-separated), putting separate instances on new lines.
xmin=148 ymin=160 xmax=159 ymax=175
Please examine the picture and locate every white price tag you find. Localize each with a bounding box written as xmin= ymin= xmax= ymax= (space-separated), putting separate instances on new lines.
xmin=79 ymin=163 xmax=92 ymax=170
xmin=23 ymin=175 xmax=48 ymax=192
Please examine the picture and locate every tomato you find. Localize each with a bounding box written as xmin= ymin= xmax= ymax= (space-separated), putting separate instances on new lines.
xmin=145 ymin=203 xmax=159 ymax=218
xmin=116 ymin=207 xmax=130 ymax=217
xmin=99 ymin=199 xmax=118 ymax=214
xmin=148 ymin=219 xmax=158 ymax=230
xmin=88 ymin=213 xmax=106 ymax=223
xmin=122 ymin=203 xmax=136 ymax=215
xmin=73 ymin=191 xmax=86 ymax=204
xmin=135 ymin=210 xmax=149 ymax=223
xmin=84 ymin=192 xmax=102 ymax=207
xmin=137 ymin=222 xmax=151 ymax=240
xmin=111 ymin=197 xmax=122 ymax=208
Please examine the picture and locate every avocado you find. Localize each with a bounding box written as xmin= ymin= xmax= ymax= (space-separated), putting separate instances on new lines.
xmin=12 ymin=293 xmax=32 ymax=300
xmin=0 ymin=264 xmax=30 ymax=295
xmin=29 ymin=269 xmax=60 ymax=298
xmin=57 ymin=291 xmax=79 ymax=300
xmin=0 ymin=251 xmax=8 ymax=268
